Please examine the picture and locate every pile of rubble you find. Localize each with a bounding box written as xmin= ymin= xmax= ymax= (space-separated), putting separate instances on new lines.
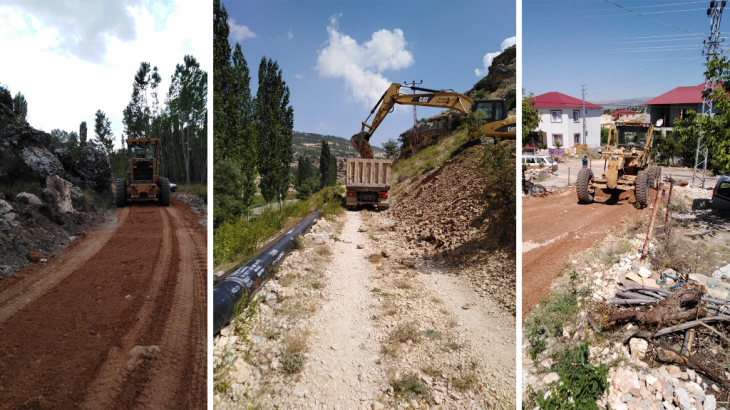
xmin=523 ymin=167 xmax=556 ymax=182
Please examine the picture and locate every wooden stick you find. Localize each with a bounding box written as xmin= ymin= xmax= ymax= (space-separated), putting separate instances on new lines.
xmin=698 ymin=321 xmax=730 ymax=344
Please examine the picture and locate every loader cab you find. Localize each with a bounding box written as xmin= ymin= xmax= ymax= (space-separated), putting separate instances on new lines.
xmin=473 ymin=99 xmax=508 ymax=122
xmin=126 ymin=138 xmax=160 ymax=184
xmin=611 ymin=122 xmax=653 ymax=150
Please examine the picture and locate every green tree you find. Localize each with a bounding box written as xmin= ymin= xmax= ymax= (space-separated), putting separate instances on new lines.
xmin=122 ymin=62 xmax=160 ymax=139
xmin=79 ymin=121 xmax=88 ymax=146
xmin=12 ymin=92 xmax=27 ymax=123
xmin=94 ymin=110 xmax=114 ymax=154
xmin=0 ymin=84 xmax=11 ymax=107
xmin=600 ymin=126 xmax=609 ymax=145
xmin=50 ymin=129 xmax=69 ymax=149
xmin=256 ymin=57 xmax=294 ymax=209
xmin=382 ymin=138 xmax=399 ymax=158
xmin=68 ymin=131 xmax=79 ymax=148
xmin=319 ymin=140 xmax=336 ymax=188
xmin=213 ymin=159 xmax=244 ymax=227
xmin=522 ymin=89 xmax=540 ymax=145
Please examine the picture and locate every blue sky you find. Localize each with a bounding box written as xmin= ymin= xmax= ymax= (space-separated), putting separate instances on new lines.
xmin=0 ymin=0 xmax=211 ymax=148
xmin=523 ymin=0 xmax=720 ymax=104
xmin=224 ymin=0 xmax=516 ymax=149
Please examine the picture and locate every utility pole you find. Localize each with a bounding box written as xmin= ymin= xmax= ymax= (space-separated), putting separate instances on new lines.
xmin=404 ymin=80 xmax=423 ymax=148
xmin=694 ymin=0 xmax=726 ymax=189
xmin=581 ymin=84 xmax=588 ymax=145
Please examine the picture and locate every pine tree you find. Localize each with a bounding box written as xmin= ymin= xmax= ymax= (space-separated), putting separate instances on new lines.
xmin=12 ymin=92 xmax=27 ymax=123
xmin=94 ymin=110 xmax=115 ymax=154
xmin=68 ymin=131 xmax=79 ymax=148
xmin=79 ymin=121 xmax=88 ymax=146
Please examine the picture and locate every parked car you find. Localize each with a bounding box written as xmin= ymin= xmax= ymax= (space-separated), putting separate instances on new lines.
xmin=522 ymin=155 xmax=558 ymax=172
xmin=711 ymin=175 xmax=730 ymax=212
xmin=170 ymin=182 xmax=178 ymax=192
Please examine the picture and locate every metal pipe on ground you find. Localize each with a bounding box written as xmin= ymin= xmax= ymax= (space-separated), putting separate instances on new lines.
xmin=213 ymin=211 xmax=320 ymax=335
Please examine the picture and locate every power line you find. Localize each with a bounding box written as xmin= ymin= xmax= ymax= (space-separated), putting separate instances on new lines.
xmin=601 ymin=0 xmax=704 ymax=34
xmin=527 ymin=7 xmax=707 ymax=21
xmin=526 ymin=1 xmax=708 ymax=15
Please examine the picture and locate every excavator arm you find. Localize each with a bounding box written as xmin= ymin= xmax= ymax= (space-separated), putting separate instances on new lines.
xmin=350 ymin=83 xmax=474 ymax=158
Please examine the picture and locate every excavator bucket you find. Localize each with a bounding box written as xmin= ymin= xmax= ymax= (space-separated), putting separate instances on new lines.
xmin=350 ymin=131 xmax=374 ymax=159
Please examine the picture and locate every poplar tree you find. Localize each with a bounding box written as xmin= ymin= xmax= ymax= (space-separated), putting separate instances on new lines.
xmin=320 ymin=140 xmax=336 ymax=188
xmin=94 ymin=110 xmax=114 ymax=154
xmin=79 ymin=121 xmax=88 ymax=146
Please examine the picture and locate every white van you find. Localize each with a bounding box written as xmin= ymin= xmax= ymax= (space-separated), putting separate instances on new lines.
xmin=522 ymin=155 xmax=558 ymax=172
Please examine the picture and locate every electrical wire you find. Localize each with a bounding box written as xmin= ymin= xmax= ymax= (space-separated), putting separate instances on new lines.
xmin=601 ymin=0 xmax=704 ymax=34
xmin=527 ymin=8 xmax=707 ymax=21
xmin=525 ymin=1 xmax=708 ymax=16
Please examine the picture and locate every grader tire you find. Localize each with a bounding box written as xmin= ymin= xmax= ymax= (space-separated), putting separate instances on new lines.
xmin=115 ymin=178 xmax=126 ymax=207
xmin=635 ymin=170 xmax=650 ymax=207
xmin=158 ymin=177 xmax=171 ymax=207
xmin=576 ymin=168 xmax=594 ymax=204
xmin=648 ymin=166 xmax=660 ymax=189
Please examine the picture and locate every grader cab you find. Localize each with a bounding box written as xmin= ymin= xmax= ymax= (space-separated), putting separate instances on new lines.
xmin=576 ymin=122 xmax=660 ymax=207
xmin=115 ymin=138 xmax=170 ymax=207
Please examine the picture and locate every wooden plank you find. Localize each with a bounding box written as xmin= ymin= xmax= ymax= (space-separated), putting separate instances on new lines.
xmin=626 ymin=272 xmax=661 ymax=288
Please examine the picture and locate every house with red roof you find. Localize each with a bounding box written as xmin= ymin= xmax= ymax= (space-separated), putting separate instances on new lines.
xmin=611 ymin=109 xmax=638 ymax=121
xmin=531 ymin=92 xmax=603 ymax=149
xmin=644 ymin=84 xmax=705 ymax=136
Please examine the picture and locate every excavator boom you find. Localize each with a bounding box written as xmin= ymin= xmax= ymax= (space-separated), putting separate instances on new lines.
xmin=351 ymin=82 xmax=515 ymax=158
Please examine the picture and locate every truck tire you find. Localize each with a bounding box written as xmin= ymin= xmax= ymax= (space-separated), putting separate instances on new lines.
xmin=576 ymin=168 xmax=594 ymax=204
xmin=115 ymin=178 xmax=126 ymax=207
xmin=158 ymin=177 xmax=171 ymax=206
xmin=648 ymin=166 xmax=660 ymax=189
xmin=635 ymin=170 xmax=650 ymax=207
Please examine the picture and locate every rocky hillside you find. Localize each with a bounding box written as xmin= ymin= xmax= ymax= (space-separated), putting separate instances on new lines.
xmin=293 ymin=131 xmax=384 ymax=160
xmin=398 ymin=45 xmax=516 ymax=158
xmin=0 ymin=102 xmax=113 ymax=276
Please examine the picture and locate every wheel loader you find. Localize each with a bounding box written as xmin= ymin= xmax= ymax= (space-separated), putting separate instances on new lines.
xmin=576 ymin=121 xmax=660 ymax=207
xmin=115 ymin=138 xmax=171 ymax=207
xmin=350 ymin=83 xmax=516 ymax=159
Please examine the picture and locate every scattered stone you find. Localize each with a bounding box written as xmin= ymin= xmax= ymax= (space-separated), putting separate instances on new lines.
xmin=462 ymin=303 xmax=473 ymax=310
xmin=28 ymin=251 xmax=41 ymax=262
xmin=542 ymin=372 xmax=559 ymax=384
xmin=265 ymin=293 xmax=278 ymax=307
xmin=629 ymin=338 xmax=648 ymax=359
xmin=17 ymin=192 xmax=42 ymax=205
xmin=0 ymin=199 xmax=12 ymax=214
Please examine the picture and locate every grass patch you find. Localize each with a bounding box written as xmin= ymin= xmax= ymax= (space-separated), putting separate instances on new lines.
xmin=371 ymin=287 xmax=382 ymax=293
xmin=451 ymin=372 xmax=478 ymax=391
xmin=423 ymin=330 xmax=442 ymax=340
xmin=281 ymin=352 xmax=303 ymax=374
xmin=214 ymin=186 xmax=344 ymax=266
xmin=368 ymin=253 xmax=383 ymax=264
xmin=213 ymin=347 xmax=235 ymax=395
xmin=310 ymin=279 xmax=323 ymax=289
xmin=315 ymin=244 xmax=332 ymax=256
xmin=293 ymin=234 xmax=305 ymax=250
xmin=442 ymin=341 xmax=463 ymax=352
xmin=523 ymin=342 xmax=609 ymax=410
xmin=390 ymin=322 xmax=421 ymax=344
xmin=394 ymin=279 xmax=412 ymax=289
xmin=391 ymin=373 xmax=434 ymax=405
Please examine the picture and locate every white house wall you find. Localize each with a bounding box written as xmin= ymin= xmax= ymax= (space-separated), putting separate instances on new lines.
xmin=534 ymin=107 xmax=601 ymax=148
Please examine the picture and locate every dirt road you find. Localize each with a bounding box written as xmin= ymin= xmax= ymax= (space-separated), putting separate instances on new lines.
xmin=0 ymin=198 xmax=206 ymax=410
xmin=522 ymin=187 xmax=654 ymax=317
xmin=215 ymin=210 xmax=515 ymax=409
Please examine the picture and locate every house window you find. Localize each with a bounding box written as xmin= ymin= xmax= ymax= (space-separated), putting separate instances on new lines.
xmin=574 ymin=133 xmax=581 ymax=144
xmin=552 ymin=134 xmax=563 ymax=146
xmin=573 ymin=110 xmax=580 ymax=122
xmin=550 ymin=110 xmax=562 ymax=123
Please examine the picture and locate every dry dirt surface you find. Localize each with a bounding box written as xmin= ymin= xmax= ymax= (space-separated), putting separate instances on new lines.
xmin=215 ymin=211 xmax=515 ymax=409
xmin=0 ymin=197 xmax=206 ymax=410
xmin=522 ymin=186 xmax=655 ymax=317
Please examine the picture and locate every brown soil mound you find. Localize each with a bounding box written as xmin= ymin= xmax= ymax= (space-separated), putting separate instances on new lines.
xmin=386 ymin=145 xmax=516 ymax=308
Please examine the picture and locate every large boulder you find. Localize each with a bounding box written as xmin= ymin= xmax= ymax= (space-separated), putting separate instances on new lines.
xmin=0 ymin=123 xmax=54 ymax=151
xmin=21 ymin=146 xmax=65 ymax=179
xmin=43 ymin=175 xmax=75 ymax=213
xmin=58 ymin=145 xmax=112 ymax=191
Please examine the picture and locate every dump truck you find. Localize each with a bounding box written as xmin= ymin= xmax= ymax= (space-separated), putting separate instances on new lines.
xmin=115 ymin=138 xmax=171 ymax=207
xmin=576 ymin=121 xmax=660 ymax=207
xmin=345 ymin=158 xmax=392 ymax=211
xmin=350 ymin=82 xmax=516 ymax=159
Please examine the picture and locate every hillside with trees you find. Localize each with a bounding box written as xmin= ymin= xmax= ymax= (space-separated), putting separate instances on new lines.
xmin=292 ymin=131 xmax=384 ymax=159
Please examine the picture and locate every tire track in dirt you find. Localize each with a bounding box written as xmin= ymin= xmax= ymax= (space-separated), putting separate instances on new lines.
xmin=79 ymin=207 xmax=175 ymax=410
xmin=522 ymin=187 xmax=652 ymax=318
xmin=0 ymin=207 xmax=130 ymax=324
xmin=133 ymin=201 xmax=207 ymax=410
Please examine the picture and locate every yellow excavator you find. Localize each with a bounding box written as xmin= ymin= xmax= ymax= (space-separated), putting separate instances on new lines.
xmin=350 ymin=83 xmax=516 ymax=158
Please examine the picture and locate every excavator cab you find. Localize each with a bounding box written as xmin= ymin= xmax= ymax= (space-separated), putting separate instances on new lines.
xmin=472 ymin=99 xmax=507 ymax=123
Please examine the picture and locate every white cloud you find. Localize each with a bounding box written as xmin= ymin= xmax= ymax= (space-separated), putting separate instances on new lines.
xmin=316 ymin=14 xmax=413 ymax=106
xmin=287 ymin=28 xmax=293 ymax=39
xmin=316 ymin=121 xmax=330 ymax=130
xmin=0 ymin=0 xmax=211 ymax=149
xmin=229 ymin=19 xmax=256 ymax=42
xmin=295 ymin=73 xmax=304 ymax=79
xmin=1 ymin=0 xmax=142 ymax=63
xmin=475 ymin=36 xmax=516 ymax=77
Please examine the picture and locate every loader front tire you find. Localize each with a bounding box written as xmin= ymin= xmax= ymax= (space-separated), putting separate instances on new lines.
xmin=635 ymin=170 xmax=650 ymax=207
xmin=576 ymin=168 xmax=594 ymax=204
xmin=115 ymin=178 xmax=126 ymax=207
xmin=158 ymin=177 xmax=171 ymax=206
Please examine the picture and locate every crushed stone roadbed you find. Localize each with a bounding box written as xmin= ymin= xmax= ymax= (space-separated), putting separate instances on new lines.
xmin=0 ymin=198 xmax=206 ymax=410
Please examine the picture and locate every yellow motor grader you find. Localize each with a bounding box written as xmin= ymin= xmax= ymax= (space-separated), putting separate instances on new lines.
xmin=115 ymin=138 xmax=170 ymax=207
xmin=350 ymin=83 xmax=516 ymax=159
xmin=576 ymin=121 xmax=660 ymax=207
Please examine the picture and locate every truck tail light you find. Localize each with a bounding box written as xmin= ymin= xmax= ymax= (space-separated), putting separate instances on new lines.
xmin=347 ymin=190 xmax=356 ymax=196
xmin=378 ymin=191 xmax=388 ymax=199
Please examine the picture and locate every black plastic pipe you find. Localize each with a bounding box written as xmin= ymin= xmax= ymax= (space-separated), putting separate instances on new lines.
xmin=213 ymin=211 xmax=320 ymax=334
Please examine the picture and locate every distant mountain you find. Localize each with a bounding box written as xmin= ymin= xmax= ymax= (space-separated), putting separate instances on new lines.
xmin=592 ymin=97 xmax=654 ymax=110
xmin=292 ymin=131 xmax=385 ymax=159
